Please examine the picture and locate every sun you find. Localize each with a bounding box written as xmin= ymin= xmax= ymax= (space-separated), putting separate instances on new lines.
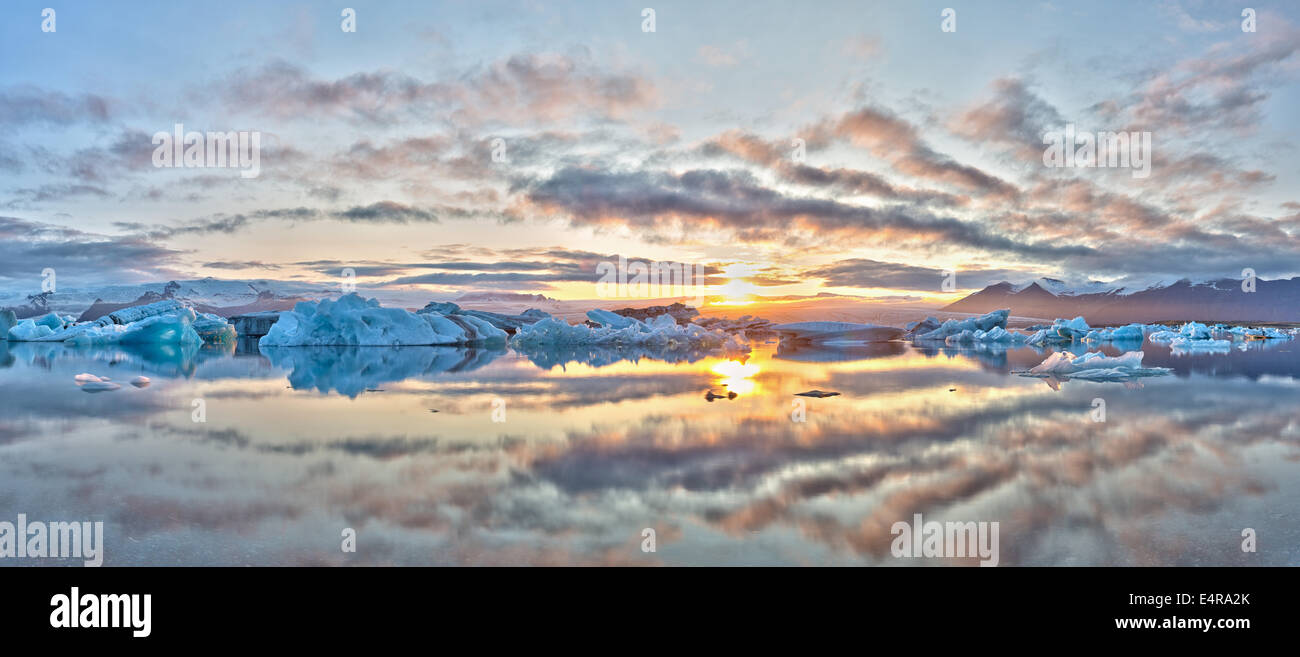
xmin=711 ymin=263 xmax=762 ymax=306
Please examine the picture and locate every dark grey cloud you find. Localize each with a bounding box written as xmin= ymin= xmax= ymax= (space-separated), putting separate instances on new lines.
xmin=807 ymin=258 xmax=1032 ymax=291
xmin=522 ymin=167 xmax=1087 ymax=259
xmin=0 ymin=216 xmax=182 ymax=287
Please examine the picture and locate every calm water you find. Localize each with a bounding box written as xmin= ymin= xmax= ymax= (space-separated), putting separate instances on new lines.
xmin=1 ymin=336 xmax=1298 ymax=566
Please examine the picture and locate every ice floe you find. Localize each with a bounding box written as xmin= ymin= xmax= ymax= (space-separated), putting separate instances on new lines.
xmin=1169 ymin=337 xmax=1234 ymax=353
xmin=73 ymin=372 xmax=120 ymax=392
xmin=1024 ymin=350 xmax=1171 ymax=380
xmin=259 ymin=294 xmax=508 ymax=347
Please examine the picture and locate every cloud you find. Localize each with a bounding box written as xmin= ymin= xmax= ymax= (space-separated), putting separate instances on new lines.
xmin=6 ymin=184 xmax=110 ymax=206
xmin=523 ymin=166 xmax=1082 ymax=259
xmin=0 ymin=86 xmax=112 ymax=126
xmin=817 ymin=106 xmax=1022 ymax=201
xmin=948 ymin=78 xmax=1065 ymax=161
xmin=806 ymin=258 xmax=1032 ymax=291
xmin=0 ymin=215 xmax=182 ymax=287
xmin=220 ymin=53 xmax=656 ymax=126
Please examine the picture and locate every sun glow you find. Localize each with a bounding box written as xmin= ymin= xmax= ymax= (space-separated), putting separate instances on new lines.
xmin=711 ymin=359 xmax=760 ymax=395
xmin=712 ymin=262 xmax=762 ymax=306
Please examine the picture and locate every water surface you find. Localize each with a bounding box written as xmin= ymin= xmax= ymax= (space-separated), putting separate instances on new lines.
xmin=1 ymin=337 xmax=1297 ymax=566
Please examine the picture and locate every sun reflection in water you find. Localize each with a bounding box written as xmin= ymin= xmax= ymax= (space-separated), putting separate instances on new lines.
xmin=711 ymin=359 xmax=760 ymax=395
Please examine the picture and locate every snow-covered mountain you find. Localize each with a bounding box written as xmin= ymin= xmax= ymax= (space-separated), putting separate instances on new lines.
xmin=944 ymin=277 xmax=1300 ymax=324
xmin=0 ymin=278 xmax=338 ymax=319
xmin=454 ymin=291 xmax=557 ymax=304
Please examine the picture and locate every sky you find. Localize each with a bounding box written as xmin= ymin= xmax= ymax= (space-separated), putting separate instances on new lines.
xmin=2 ymin=0 xmax=1299 ymax=303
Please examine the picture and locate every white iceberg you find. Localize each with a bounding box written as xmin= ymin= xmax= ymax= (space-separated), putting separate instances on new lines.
xmin=1149 ymin=321 xmax=1212 ymax=343
xmin=1169 ymin=337 xmax=1233 ymax=353
xmin=1024 ymin=350 xmax=1171 ymax=380
xmin=259 ymin=294 xmax=508 ymax=347
xmin=943 ymin=325 xmax=1028 ymax=345
xmin=585 ymin=309 xmax=641 ymax=330
xmin=915 ymin=309 xmax=1010 ymax=341
xmin=513 ymin=313 xmax=747 ymax=352
xmin=1082 ymin=323 xmax=1146 ymax=342
xmin=1226 ymin=326 xmax=1291 ymax=340
xmin=1051 ymin=316 xmax=1092 ymax=340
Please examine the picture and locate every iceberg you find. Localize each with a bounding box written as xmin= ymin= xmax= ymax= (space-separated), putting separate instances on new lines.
xmin=416 ymin=301 xmax=550 ymax=333
xmin=915 ymin=309 xmax=1009 ymax=341
xmin=771 ymin=321 xmax=905 ymax=346
xmin=5 ymin=299 xmax=216 ymax=346
xmin=1052 ymin=316 xmax=1092 ymax=340
xmin=65 ymin=307 xmax=203 ymax=346
xmin=1169 ymin=337 xmax=1233 ymax=353
xmin=193 ymin=312 xmax=237 ymax=344
xmin=905 ymin=317 xmax=942 ymax=337
xmin=8 ymin=318 xmax=58 ymax=341
xmin=1024 ymin=350 xmax=1171 ymax=380
xmin=513 ymin=314 xmax=746 ymax=353
xmin=942 ymin=325 xmax=1028 ymax=345
xmin=586 ymin=308 xmax=641 ymax=330
xmin=1082 ymin=323 xmax=1146 ymax=342
xmin=1226 ymin=326 xmax=1291 ymax=340
xmin=1149 ymin=321 xmax=1212 ymax=342
xmin=259 ymin=294 xmax=508 ymax=347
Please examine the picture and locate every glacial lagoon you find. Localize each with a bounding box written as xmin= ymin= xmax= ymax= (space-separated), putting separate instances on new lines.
xmin=1 ymin=337 xmax=1298 ymax=566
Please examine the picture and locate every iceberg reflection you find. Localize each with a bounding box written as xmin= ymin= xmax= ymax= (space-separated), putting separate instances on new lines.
xmin=260 ymin=345 xmax=506 ymax=397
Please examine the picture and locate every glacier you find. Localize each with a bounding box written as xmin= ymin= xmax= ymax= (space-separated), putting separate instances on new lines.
xmin=259 ymin=294 xmax=508 ymax=347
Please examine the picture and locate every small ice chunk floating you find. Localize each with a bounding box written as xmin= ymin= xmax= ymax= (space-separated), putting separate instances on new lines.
xmin=259 ymin=294 xmax=508 ymax=347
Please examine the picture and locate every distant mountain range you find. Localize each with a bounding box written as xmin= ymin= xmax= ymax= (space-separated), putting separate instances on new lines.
xmin=943 ymin=277 xmax=1300 ymax=324
xmin=0 ymin=278 xmax=332 ymax=319
xmin=0 ymin=278 xmax=560 ymax=319
xmin=454 ymin=292 xmax=557 ymax=303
